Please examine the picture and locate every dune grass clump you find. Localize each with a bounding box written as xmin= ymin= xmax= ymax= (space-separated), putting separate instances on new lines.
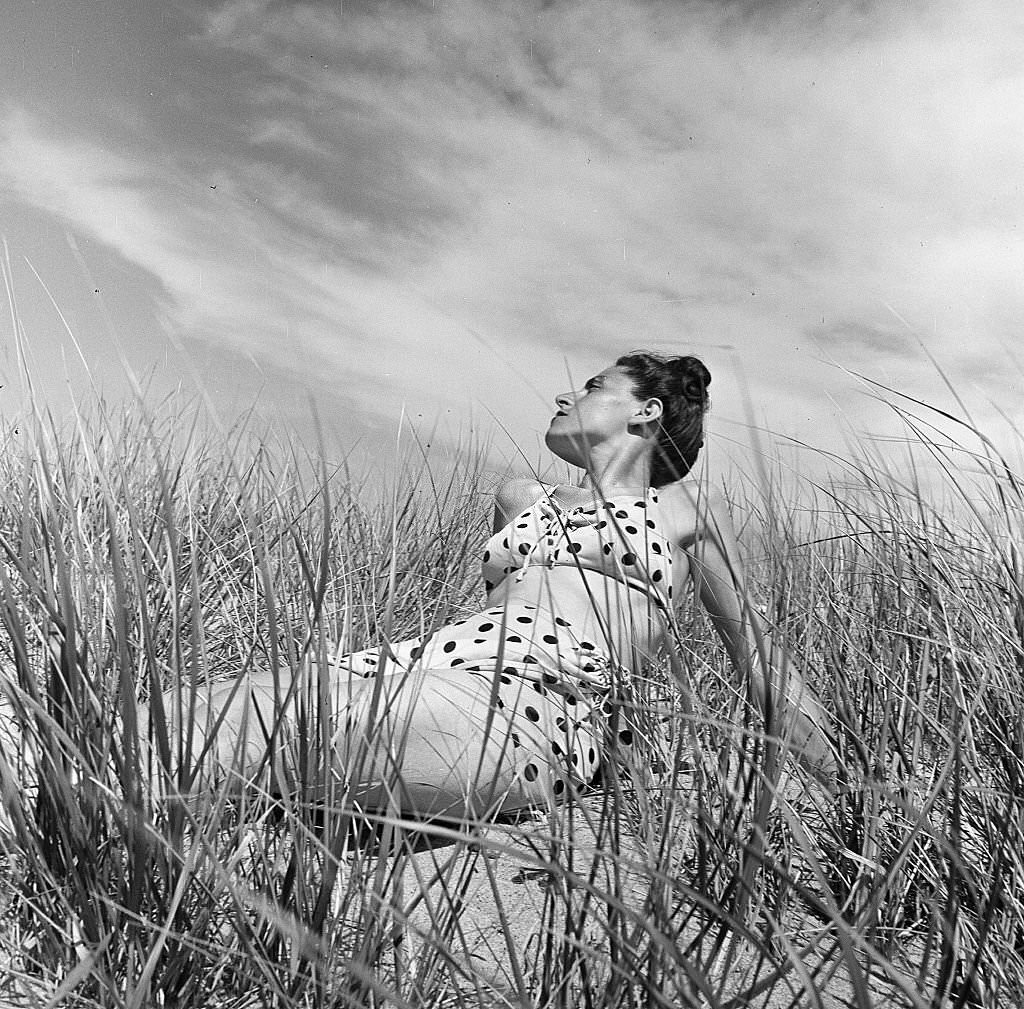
xmin=0 ymin=391 xmax=1021 ymax=1007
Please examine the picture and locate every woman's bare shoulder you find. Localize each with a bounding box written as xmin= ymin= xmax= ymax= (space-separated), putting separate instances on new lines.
xmin=655 ymin=479 xmax=732 ymax=544
xmin=493 ymin=478 xmax=546 ymax=527
xmin=656 ymin=478 xmax=728 ymax=509
xmin=495 ymin=477 xmax=546 ymax=504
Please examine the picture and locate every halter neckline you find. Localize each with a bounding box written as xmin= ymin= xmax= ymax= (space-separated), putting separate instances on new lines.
xmin=482 ymin=484 xmax=673 ymax=609
xmin=548 ymin=483 xmax=657 ymax=510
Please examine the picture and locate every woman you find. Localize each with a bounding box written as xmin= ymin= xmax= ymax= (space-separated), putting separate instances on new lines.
xmin=176 ymin=352 xmax=838 ymax=820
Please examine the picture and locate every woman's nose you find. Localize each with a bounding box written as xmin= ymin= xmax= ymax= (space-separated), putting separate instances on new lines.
xmin=555 ymin=391 xmax=575 ymax=410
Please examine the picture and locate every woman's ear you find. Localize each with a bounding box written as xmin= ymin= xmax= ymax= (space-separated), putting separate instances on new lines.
xmin=633 ymin=397 xmax=664 ymax=425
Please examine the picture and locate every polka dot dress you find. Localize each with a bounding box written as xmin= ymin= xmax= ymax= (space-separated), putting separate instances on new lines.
xmin=480 ymin=487 xmax=674 ymax=610
xmin=339 ymin=603 xmax=611 ymax=801
xmin=331 ymin=488 xmax=671 ymax=805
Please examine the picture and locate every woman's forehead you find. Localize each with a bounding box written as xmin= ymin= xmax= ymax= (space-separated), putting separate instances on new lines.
xmin=592 ymin=365 xmax=632 ymax=384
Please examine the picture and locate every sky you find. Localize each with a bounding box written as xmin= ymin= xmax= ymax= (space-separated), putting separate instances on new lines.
xmin=1 ymin=0 xmax=1022 ymax=488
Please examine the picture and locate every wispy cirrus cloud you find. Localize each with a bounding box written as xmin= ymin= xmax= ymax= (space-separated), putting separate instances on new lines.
xmin=0 ymin=0 xmax=1022 ymax=466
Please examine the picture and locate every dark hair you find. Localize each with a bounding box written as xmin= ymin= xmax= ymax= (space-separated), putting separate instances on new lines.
xmin=616 ymin=351 xmax=712 ymax=486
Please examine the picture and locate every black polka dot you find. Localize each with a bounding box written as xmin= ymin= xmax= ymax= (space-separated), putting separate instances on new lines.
xmin=618 ymin=729 xmax=634 ymax=746
xmin=553 ymin=778 xmax=565 ymax=795
xmin=502 ymin=538 xmax=509 ymax=548
xmin=582 ymin=663 xmax=595 ymax=673
xmin=543 ymin=634 xmax=558 ymax=645
xmin=518 ymin=543 xmax=531 ymax=555
xmin=571 ymin=753 xmax=579 ymax=765
xmin=652 ymin=570 xmax=663 ymax=582
xmin=516 ymin=615 xmax=533 ymax=624
xmin=523 ymin=763 xmax=538 ymax=781
xmin=580 ymin=641 xmax=595 ymax=650
xmin=555 ymin=716 xmax=568 ymax=731
xmin=450 ymin=658 xmax=464 ymax=666
xmin=443 ymin=641 xmax=456 ymax=653
xmin=522 ymin=654 xmax=538 ymax=664
xmin=651 ymin=542 xmax=662 ymax=554
xmin=596 ymin=520 xmax=608 ymax=529
xmin=478 ymin=622 xmax=494 ymax=632
xmin=541 ymin=672 xmax=559 ymax=685
xmin=621 ymin=553 xmax=636 ymax=565
xmin=507 ymin=634 xmax=522 ymax=643
xmin=410 ymin=646 xmax=423 ymax=659
xmin=532 ymin=681 xmax=546 ymax=695
xmin=525 ymin=705 xmax=540 ymax=722
xmin=555 ymin=617 xmax=571 ymax=627
xmin=510 ymin=732 xmax=521 ymax=747
xmin=485 ymin=581 xmax=494 ymax=592
xmin=516 ymin=522 xmax=528 ymax=529
xmin=483 ymin=550 xmax=491 ymax=562
xmin=567 ymin=542 xmax=582 ymax=553
xmin=500 ymin=674 xmax=512 ymax=684
xmin=634 ymin=500 xmax=646 ymax=509
xmin=496 ymin=697 xmax=505 ymax=709
xmin=625 ymin=525 xmax=638 ymax=534
xmin=646 ymin=519 xmax=656 ymax=529
xmin=565 ymin=695 xmax=577 ymax=706
xmin=551 ymin=741 xmax=562 ymax=756
xmin=474 ymin=637 xmax=486 ymax=644
xmin=588 ymin=747 xmax=596 ymax=764
xmin=615 ymin=510 xmax=629 ymax=519
xmin=603 ymin=544 xmax=613 ymax=554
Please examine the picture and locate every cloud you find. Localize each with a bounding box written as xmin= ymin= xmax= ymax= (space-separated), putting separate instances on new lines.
xmin=811 ymin=321 xmax=919 ymax=361
xmin=1 ymin=0 xmax=1022 ymax=470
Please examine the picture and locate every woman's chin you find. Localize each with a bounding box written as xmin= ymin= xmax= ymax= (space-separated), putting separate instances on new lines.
xmin=544 ymin=428 xmax=585 ymax=467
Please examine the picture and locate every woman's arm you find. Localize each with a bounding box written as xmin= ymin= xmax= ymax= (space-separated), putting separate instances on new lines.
xmin=683 ymin=487 xmax=839 ymax=791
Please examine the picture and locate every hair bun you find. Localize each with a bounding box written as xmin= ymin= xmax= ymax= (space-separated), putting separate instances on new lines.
xmin=615 ymin=350 xmax=711 ymax=484
xmin=671 ymin=356 xmax=711 ymax=403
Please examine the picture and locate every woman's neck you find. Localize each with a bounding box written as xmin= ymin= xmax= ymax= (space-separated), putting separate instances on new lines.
xmin=578 ymin=458 xmax=652 ymax=495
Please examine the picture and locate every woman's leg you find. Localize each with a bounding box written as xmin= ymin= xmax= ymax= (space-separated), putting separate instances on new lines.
xmin=162 ymin=664 xmax=601 ymax=821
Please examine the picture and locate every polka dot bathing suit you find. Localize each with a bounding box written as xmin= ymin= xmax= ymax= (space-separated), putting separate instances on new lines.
xmin=480 ymin=486 xmax=674 ymax=613
xmin=335 ymin=487 xmax=673 ymax=806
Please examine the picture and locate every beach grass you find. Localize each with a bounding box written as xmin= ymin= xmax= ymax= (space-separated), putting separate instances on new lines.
xmin=0 ymin=389 xmax=1021 ymax=1008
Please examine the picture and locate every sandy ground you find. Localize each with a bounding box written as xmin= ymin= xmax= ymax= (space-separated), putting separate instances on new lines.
xmin=390 ymin=802 xmax=922 ymax=1008
xmin=0 ymin=707 xmax=926 ymax=1009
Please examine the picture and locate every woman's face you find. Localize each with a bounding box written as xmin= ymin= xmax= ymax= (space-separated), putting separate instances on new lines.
xmin=544 ymin=365 xmax=650 ymax=465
